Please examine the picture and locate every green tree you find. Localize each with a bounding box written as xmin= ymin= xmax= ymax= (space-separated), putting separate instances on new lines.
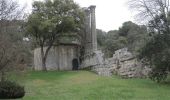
xmin=97 ymin=29 xmax=106 ymax=48
xmin=129 ymin=0 xmax=170 ymax=82
xmin=139 ymin=34 xmax=170 ymax=82
xmin=26 ymin=0 xmax=84 ymax=71
xmin=120 ymin=21 xmax=148 ymax=54
xmin=102 ymin=21 xmax=148 ymax=57
xmin=103 ymin=30 xmax=128 ymax=57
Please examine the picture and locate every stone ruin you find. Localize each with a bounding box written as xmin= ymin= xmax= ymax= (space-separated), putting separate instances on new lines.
xmin=79 ymin=6 xmax=115 ymax=77
xmin=80 ymin=8 xmax=152 ymax=77
xmin=79 ymin=6 xmax=151 ymax=78
xmin=33 ymin=5 xmax=104 ymax=71
xmin=80 ymin=6 xmax=105 ymax=70
xmin=33 ymin=5 xmax=151 ymax=78
xmin=93 ymin=48 xmax=151 ymax=78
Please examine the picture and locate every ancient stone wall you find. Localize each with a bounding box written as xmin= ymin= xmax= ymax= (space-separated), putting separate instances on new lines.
xmin=105 ymin=48 xmax=151 ymax=78
xmin=80 ymin=50 xmax=104 ymax=68
xmin=92 ymin=48 xmax=151 ymax=78
xmin=34 ymin=45 xmax=79 ymax=71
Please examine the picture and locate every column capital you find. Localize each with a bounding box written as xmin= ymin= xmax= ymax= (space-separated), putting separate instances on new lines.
xmin=84 ymin=9 xmax=90 ymax=14
xmin=89 ymin=5 xmax=96 ymax=9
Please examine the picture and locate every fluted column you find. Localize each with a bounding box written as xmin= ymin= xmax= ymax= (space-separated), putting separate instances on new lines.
xmin=84 ymin=9 xmax=92 ymax=54
xmin=89 ymin=5 xmax=97 ymax=51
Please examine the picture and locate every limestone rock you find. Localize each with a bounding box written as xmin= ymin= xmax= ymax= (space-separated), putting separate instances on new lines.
xmin=104 ymin=48 xmax=151 ymax=78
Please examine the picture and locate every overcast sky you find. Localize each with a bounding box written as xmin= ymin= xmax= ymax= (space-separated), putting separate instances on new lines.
xmin=18 ymin=0 xmax=134 ymax=32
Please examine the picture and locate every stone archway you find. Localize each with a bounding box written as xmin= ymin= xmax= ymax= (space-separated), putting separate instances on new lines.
xmin=72 ymin=58 xmax=79 ymax=70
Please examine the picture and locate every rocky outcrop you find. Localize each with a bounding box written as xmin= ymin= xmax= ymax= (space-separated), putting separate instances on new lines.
xmin=92 ymin=48 xmax=151 ymax=78
xmin=105 ymin=48 xmax=151 ymax=78
xmin=81 ymin=50 xmax=112 ymax=76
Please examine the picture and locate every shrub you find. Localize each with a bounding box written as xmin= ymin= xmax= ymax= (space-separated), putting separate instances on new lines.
xmin=139 ymin=34 xmax=170 ymax=82
xmin=0 ymin=81 xmax=25 ymax=99
xmin=149 ymin=67 xmax=168 ymax=83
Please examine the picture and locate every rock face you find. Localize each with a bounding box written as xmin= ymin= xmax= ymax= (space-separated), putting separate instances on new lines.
xmin=91 ymin=48 xmax=151 ymax=78
xmin=81 ymin=50 xmax=112 ymax=76
xmin=116 ymin=58 xmax=142 ymax=78
xmin=105 ymin=48 xmax=151 ymax=78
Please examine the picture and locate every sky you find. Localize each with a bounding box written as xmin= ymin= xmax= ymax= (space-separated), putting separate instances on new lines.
xmin=17 ymin=0 xmax=134 ymax=32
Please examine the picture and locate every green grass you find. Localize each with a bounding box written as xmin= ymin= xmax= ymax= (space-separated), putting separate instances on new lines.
xmin=19 ymin=71 xmax=170 ymax=100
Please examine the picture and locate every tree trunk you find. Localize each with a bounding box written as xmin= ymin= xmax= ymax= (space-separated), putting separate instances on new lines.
xmin=41 ymin=47 xmax=47 ymax=71
xmin=40 ymin=45 xmax=53 ymax=71
xmin=1 ymin=71 xmax=5 ymax=82
xmin=42 ymin=57 xmax=47 ymax=71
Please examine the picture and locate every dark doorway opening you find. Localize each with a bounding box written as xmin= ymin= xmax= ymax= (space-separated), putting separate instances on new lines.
xmin=72 ymin=58 xmax=79 ymax=70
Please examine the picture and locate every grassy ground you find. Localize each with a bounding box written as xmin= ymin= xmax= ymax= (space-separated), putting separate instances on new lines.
xmin=20 ymin=71 xmax=170 ymax=100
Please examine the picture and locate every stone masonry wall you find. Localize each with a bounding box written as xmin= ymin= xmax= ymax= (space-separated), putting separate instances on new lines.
xmin=34 ymin=45 xmax=79 ymax=71
xmin=105 ymin=48 xmax=151 ymax=78
xmin=92 ymin=48 xmax=151 ymax=78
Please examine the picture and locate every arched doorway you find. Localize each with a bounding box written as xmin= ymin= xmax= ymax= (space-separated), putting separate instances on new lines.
xmin=72 ymin=58 xmax=79 ymax=70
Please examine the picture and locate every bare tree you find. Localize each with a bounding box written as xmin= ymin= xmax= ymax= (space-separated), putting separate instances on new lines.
xmin=0 ymin=0 xmax=24 ymax=81
xmin=128 ymin=0 xmax=170 ymax=34
xmin=129 ymin=0 xmax=170 ymax=82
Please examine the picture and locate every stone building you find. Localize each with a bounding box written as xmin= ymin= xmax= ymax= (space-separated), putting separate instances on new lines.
xmin=34 ymin=5 xmax=103 ymax=71
xmin=34 ymin=33 xmax=81 ymax=70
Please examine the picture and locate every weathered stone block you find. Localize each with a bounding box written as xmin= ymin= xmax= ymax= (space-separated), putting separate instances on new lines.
xmin=34 ymin=45 xmax=79 ymax=71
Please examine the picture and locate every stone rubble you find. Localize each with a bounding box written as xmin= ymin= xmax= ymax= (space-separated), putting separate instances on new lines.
xmin=92 ymin=48 xmax=151 ymax=78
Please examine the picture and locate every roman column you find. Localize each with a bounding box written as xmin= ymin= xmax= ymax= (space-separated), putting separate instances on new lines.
xmin=84 ymin=8 xmax=92 ymax=54
xmin=89 ymin=5 xmax=97 ymax=51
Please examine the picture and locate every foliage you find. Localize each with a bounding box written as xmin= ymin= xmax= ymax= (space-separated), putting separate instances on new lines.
xmin=139 ymin=34 xmax=170 ymax=82
xmin=0 ymin=0 xmax=28 ymax=81
xmin=129 ymin=0 xmax=170 ymax=82
xmin=103 ymin=30 xmax=127 ymax=57
xmin=149 ymin=68 xmax=168 ymax=83
xmin=129 ymin=0 xmax=170 ymax=34
xmin=97 ymin=29 xmax=106 ymax=48
xmin=118 ymin=21 xmax=148 ymax=53
xmin=0 ymin=81 xmax=25 ymax=99
xmin=26 ymin=0 xmax=84 ymax=71
xmin=100 ymin=21 xmax=148 ymax=57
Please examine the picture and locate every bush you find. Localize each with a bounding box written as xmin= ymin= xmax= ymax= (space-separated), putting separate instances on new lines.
xmin=149 ymin=67 xmax=168 ymax=83
xmin=139 ymin=34 xmax=170 ymax=82
xmin=0 ymin=81 xmax=25 ymax=99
